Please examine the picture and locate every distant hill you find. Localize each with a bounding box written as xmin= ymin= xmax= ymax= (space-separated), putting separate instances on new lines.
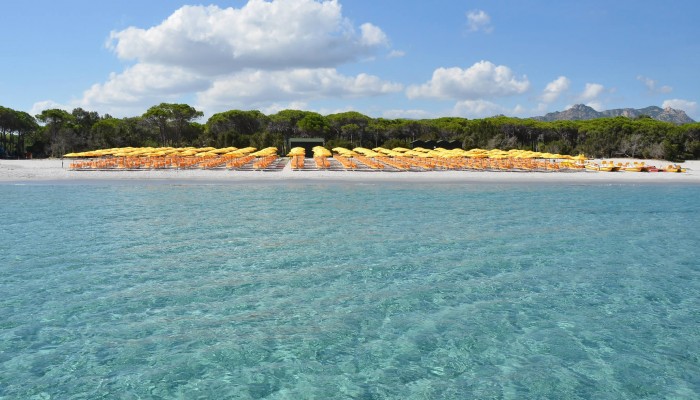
xmin=533 ymin=104 xmax=695 ymax=124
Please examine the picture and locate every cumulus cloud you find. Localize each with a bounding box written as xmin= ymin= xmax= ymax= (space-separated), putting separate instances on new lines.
xmin=382 ymin=109 xmax=436 ymax=119
xmin=259 ymin=101 xmax=310 ymax=116
xmin=466 ymin=10 xmax=493 ymax=33
xmin=586 ymin=101 xmax=603 ymax=111
xmin=35 ymin=63 xmax=212 ymax=117
xmin=662 ymin=99 xmax=697 ymax=116
xmin=385 ymin=100 xmax=526 ymax=120
xmin=637 ymin=75 xmax=672 ymax=94
xmin=359 ymin=23 xmax=388 ymax=46
xmin=578 ymin=83 xmax=605 ymax=102
xmin=196 ymin=68 xmax=403 ymax=109
xmin=406 ymin=60 xmax=529 ymax=100
xmin=30 ymin=100 xmax=71 ymax=117
xmin=540 ymin=76 xmax=570 ymax=103
xmin=107 ymin=1 xmax=388 ymax=74
xmin=451 ymin=99 xmax=509 ymax=118
xmin=82 ymin=64 xmax=209 ymax=106
xmin=53 ymin=0 xmax=397 ymax=117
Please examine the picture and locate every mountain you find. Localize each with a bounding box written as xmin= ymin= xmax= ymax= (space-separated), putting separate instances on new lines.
xmin=533 ymin=104 xmax=695 ymax=124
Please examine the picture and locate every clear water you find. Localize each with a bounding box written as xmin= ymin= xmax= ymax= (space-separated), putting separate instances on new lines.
xmin=1 ymin=181 xmax=699 ymax=399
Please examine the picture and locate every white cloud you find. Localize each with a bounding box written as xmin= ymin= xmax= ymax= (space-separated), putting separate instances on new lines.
xmin=586 ymin=101 xmax=603 ymax=111
xmin=30 ymin=100 xmax=71 ymax=117
xmin=533 ymin=102 xmax=550 ymax=115
xmin=540 ymin=76 xmax=570 ymax=103
xmin=360 ymin=23 xmax=388 ymax=46
xmin=82 ymin=64 xmax=208 ymax=106
xmin=259 ymin=101 xmax=310 ymax=116
xmin=196 ymin=68 xmax=403 ymax=110
xmin=36 ymin=63 xmax=211 ymax=117
xmin=579 ymin=83 xmax=605 ymax=102
xmin=315 ymin=105 xmax=361 ymax=116
xmin=382 ymin=109 xmax=436 ymax=119
xmin=387 ymin=50 xmax=406 ymax=59
xmin=406 ymin=60 xmax=529 ymax=100
xmin=107 ymin=1 xmax=388 ymax=74
xmin=451 ymin=99 xmax=509 ymax=118
xmin=637 ymin=75 xmax=672 ymax=94
xmin=662 ymin=99 xmax=697 ymax=116
xmin=637 ymin=75 xmax=654 ymax=90
xmin=57 ymin=0 xmax=397 ymax=117
xmin=466 ymin=10 xmax=493 ymax=33
xmin=512 ymin=104 xmax=527 ymax=116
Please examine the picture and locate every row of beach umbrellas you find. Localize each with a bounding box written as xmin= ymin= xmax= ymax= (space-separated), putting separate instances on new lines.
xmin=63 ymin=146 xmax=269 ymax=159
xmin=65 ymin=145 xmax=587 ymax=162
xmin=333 ymin=146 xmax=586 ymax=161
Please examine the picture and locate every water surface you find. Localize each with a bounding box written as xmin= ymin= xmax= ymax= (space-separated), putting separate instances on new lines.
xmin=1 ymin=182 xmax=699 ymax=399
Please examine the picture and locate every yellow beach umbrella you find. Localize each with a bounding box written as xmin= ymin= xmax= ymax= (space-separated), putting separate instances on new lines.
xmin=287 ymin=147 xmax=306 ymax=157
xmin=334 ymin=149 xmax=358 ymax=157
xmin=312 ymin=146 xmax=332 ymax=157
xmin=234 ymin=147 xmax=256 ymax=154
xmin=251 ymin=147 xmax=278 ymax=157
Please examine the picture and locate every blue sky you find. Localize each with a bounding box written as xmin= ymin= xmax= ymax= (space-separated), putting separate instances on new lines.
xmin=1 ymin=0 xmax=698 ymax=120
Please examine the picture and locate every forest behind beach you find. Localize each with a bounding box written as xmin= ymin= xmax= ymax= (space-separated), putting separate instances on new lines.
xmin=1 ymin=103 xmax=698 ymax=161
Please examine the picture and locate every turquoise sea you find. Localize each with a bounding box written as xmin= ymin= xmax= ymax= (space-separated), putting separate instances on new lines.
xmin=1 ymin=181 xmax=699 ymax=399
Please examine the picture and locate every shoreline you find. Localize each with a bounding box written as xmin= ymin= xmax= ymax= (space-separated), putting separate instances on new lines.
xmin=2 ymin=158 xmax=699 ymax=185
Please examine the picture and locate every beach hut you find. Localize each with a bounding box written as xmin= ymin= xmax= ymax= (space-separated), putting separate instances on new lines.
xmin=412 ymin=140 xmax=438 ymax=149
xmin=436 ymin=140 xmax=462 ymax=150
xmin=411 ymin=140 xmax=426 ymax=149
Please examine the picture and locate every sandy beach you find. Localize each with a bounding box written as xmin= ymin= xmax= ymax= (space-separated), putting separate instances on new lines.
xmin=1 ymin=158 xmax=698 ymax=184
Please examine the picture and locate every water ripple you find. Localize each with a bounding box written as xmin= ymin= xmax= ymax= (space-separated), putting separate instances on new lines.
xmin=1 ymin=183 xmax=699 ymax=398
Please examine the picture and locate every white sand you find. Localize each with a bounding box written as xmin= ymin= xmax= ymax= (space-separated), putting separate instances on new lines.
xmin=1 ymin=158 xmax=698 ymax=184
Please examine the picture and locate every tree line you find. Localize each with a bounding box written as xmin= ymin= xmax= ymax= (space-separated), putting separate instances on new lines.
xmin=1 ymin=103 xmax=699 ymax=161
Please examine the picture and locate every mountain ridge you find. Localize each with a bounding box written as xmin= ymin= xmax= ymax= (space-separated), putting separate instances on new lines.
xmin=533 ymin=104 xmax=695 ymax=124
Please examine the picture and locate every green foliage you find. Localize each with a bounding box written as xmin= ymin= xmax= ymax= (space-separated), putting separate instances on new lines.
xmin=297 ymin=112 xmax=330 ymax=138
xmin=0 ymin=106 xmax=38 ymax=157
xmin=464 ymin=119 xmax=498 ymax=149
xmin=339 ymin=123 xmax=360 ymax=145
xmin=36 ymin=109 xmax=76 ymax=157
xmin=1 ymin=103 xmax=698 ymax=161
xmin=143 ymin=103 xmax=203 ymax=146
xmin=204 ymin=110 xmax=268 ymax=148
xmin=382 ymin=138 xmax=410 ymax=149
xmin=90 ymin=118 xmax=125 ymax=149
xmin=327 ymin=111 xmax=370 ymax=132
xmin=249 ymin=130 xmax=283 ymax=151
xmin=325 ymin=138 xmax=353 ymax=150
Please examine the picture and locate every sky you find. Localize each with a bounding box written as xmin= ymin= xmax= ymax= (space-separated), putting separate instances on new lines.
xmin=1 ymin=0 xmax=699 ymax=121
